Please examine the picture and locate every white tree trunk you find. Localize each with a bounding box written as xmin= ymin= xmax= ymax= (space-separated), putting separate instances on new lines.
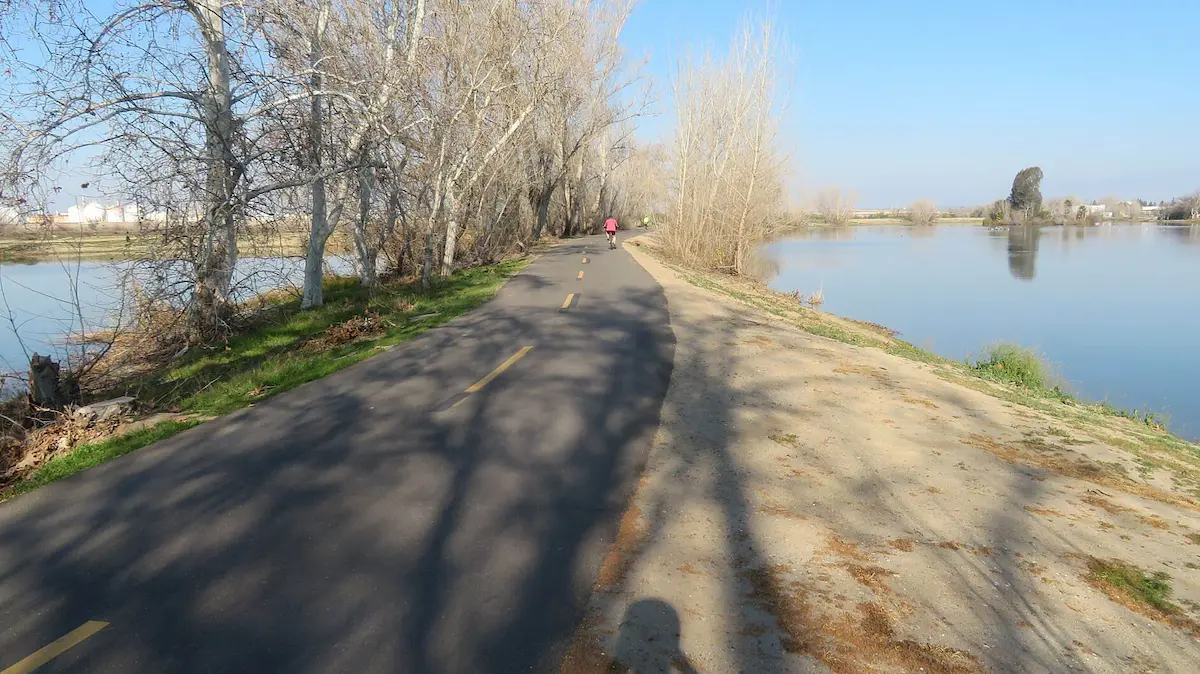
xmin=440 ymin=190 xmax=460 ymax=276
xmin=302 ymin=0 xmax=332 ymax=309
xmin=191 ymin=0 xmax=238 ymax=336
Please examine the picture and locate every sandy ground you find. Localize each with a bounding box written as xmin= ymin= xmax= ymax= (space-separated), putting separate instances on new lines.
xmin=560 ymin=237 xmax=1200 ymax=673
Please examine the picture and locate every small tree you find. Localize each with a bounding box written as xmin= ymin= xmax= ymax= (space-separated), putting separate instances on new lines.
xmin=908 ymin=199 xmax=938 ymax=225
xmin=816 ymin=188 xmax=855 ymax=224
xmin=1007 ymin=166 xmax=1044 ymax=217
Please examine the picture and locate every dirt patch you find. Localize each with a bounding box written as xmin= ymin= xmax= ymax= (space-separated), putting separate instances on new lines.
xmin=1140 ymin=514 xmax=1171 ymax=530
xmin=1081 ymin=493 xmax=1133 ymax=515
xmin=902 ymin=395 xmax=939 ymax=409
xmin=741 ymin=334 xmax=774 ymax=346
xmin=843 ymin=563 xmax=895 ymax=595
xmin=963 ymin=433 xmax=1200 ymax=511
xmin=888 ymin=538 xmax=916 ymax=553
xmin=744 ymin=566 xmax=980 ymax=673
xmin=823 ymin=534 xmax=871 ymax=562
xmin=556 ymin=611 xmax=622 ymax=674
xmin=1024 ymin=506 xmax=1066 ymax=518
xmin=832 ymin=362 xmax=892 ymax=387
xmin=594 ymin=503 xmax=646 ymax=589
xmin=758 ymin=503 xmax=808 ymax=520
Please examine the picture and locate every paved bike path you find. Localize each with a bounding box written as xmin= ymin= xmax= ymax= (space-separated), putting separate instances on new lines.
xmin=0 ymin=234 xmax=673 ymax=673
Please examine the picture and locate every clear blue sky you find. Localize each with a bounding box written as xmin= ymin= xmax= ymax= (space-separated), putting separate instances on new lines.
xmin=621 ymin=0 xmax=1200 ymax=208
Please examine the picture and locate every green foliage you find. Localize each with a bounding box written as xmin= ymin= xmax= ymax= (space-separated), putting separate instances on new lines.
xmin=1008 ymin=166 xmax=1044 ymax=214
xmin=1096 ymin=402 xmax=1170 ymax=431
xmin=969 ymin=342 xmax=1050 ymax=390
xmin=1087 ymin=558 xmax=1180 ymax=616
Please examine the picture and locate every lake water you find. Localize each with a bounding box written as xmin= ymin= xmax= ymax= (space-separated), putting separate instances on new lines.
xmin=0 ymin=254 xmax=355 ymax=385
xmin=766 ymin=223 xmax=1200 ymax=440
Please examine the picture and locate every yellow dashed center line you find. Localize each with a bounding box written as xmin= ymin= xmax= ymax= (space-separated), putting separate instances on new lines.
xmin=561 ymin=293 xmax=575 ymax=310
xmin=2 ymin=621 xmax=108 ymax=674
xmin=464 ymin=346 xmax=533 ymax=394
xmin=577 ymin=271 xmax=584 ymax=280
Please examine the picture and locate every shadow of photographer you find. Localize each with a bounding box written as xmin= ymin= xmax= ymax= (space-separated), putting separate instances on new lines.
xmin=611 ymin=598 xmax=697 ymax=674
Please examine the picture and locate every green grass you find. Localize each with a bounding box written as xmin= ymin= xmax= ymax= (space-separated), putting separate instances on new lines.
xmin=1086 ymin=557 xmax=1181 ymax=617
xmin=141 ymin=260 xmax=527 ymax=416
xmin=1 ymin=259 xmax=528 ymax=500
xmin=969 ymin=342 xmax=1050 ymax=390
xmin=2 ymin=420 xmax=201 ymax=500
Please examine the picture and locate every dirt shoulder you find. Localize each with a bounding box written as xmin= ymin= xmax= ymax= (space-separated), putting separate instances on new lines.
xmin=562 ymin=236 xmax=1200 ymax=673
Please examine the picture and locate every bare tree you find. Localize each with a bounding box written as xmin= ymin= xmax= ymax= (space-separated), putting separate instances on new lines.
xmin=908 ymin=199 xmax=938 ymax=225
xmin=816 ymin=188 xmax=856 ymax=224
xmin=659 ymin=15 xmax=791 ymax=274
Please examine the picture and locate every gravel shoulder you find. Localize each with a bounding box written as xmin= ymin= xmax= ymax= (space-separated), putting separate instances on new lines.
xmin=561 ymin=235 xmax=1200 ymax=674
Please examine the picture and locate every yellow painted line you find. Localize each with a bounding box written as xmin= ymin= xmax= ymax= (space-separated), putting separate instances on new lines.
xmin=582 ymin=256 xmax=588 ymax=264
xmin=2 ymin=621 xmax=108 ymax=674
xmin=577 ymin=271 xmax=584 ymax=280
xmin=464 ymin=346 xmax=533 ymax=394
xmin=561 ymin=293 xmax=575 ymax=310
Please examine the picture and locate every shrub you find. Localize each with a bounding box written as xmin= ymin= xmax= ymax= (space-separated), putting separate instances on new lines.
xmin=970 ymin=342 xmax=1048 ymax=390
xmin=908 ymin=200 xmax=938 ymax=225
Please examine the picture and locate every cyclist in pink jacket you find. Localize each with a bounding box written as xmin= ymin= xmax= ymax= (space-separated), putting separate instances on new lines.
xmin=604 ymin=217 xmax=619 ymax=249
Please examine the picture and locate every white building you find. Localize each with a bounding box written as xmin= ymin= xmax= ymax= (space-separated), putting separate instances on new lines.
xmin=0 ymin=206 xmax=20 ymax=227
xmin=66 ymin=202 xmax=105 ymax=223
xmin=65 ymin=201 xmax=139 ymax=224
xmin=104 ymin=203 xmax=138 ymax=223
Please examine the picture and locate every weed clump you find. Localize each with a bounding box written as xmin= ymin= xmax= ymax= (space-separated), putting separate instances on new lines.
xmin=969 ymin=342 xmax=1050 ymax=390
xmin=1085 ymin=557 xmax=1189 ymax=626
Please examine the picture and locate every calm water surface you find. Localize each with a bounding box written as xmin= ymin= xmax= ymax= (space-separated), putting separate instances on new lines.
xmin=767 ymin=224 xmax=1200 ymax=440
xmin=0 ymin=255 xmax=354 ymax=384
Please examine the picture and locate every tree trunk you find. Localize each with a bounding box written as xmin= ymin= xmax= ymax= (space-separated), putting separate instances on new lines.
xmin=28 ymin=352 xmax=71 ymax=410
xmin=420 ymin=179 xmax=444 ymax=289
xmin=571 ymin=154 xmax=586 ymax=233
xmin=301 ymin=0 xmax=333 ymax=309
xmin=440 ymin=191 xmax=460 ymax=276
xmin=531 ymin=185 xmax=553 ymax=241
xmin=354 ymin=165 xmax=378 ymax=287
xmin=190 ymin=0 xmax=239 ymax=338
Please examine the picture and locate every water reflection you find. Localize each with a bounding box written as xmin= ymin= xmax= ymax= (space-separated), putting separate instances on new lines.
xmin=1005 ymin=226 xmax=1040 ymax=281
xmin=1163 ymin=224 xmax=1200 ymax=245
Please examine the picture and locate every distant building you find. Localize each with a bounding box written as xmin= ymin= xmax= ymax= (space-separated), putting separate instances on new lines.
xmin=66 ymin=202 xmax=106 ymax=223
xmin=65 ymin=201 xmax=139 ymax=225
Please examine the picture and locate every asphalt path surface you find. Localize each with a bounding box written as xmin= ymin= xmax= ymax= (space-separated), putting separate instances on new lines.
xmin=0 ymin=233 xmax=673 ymax=673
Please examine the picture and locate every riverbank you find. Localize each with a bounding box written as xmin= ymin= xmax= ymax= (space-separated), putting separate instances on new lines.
xmin=0 ymin=229 xmax=353 ymax=263
xmin=0 ymin=258 xmax=528 ymax=499
xmin=562 ymin=235 xmax=1200 ymax=672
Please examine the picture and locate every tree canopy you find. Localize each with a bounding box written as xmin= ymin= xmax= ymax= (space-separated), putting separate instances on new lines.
xmin=1008 ymin=166 xmax=1044 ymax=214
